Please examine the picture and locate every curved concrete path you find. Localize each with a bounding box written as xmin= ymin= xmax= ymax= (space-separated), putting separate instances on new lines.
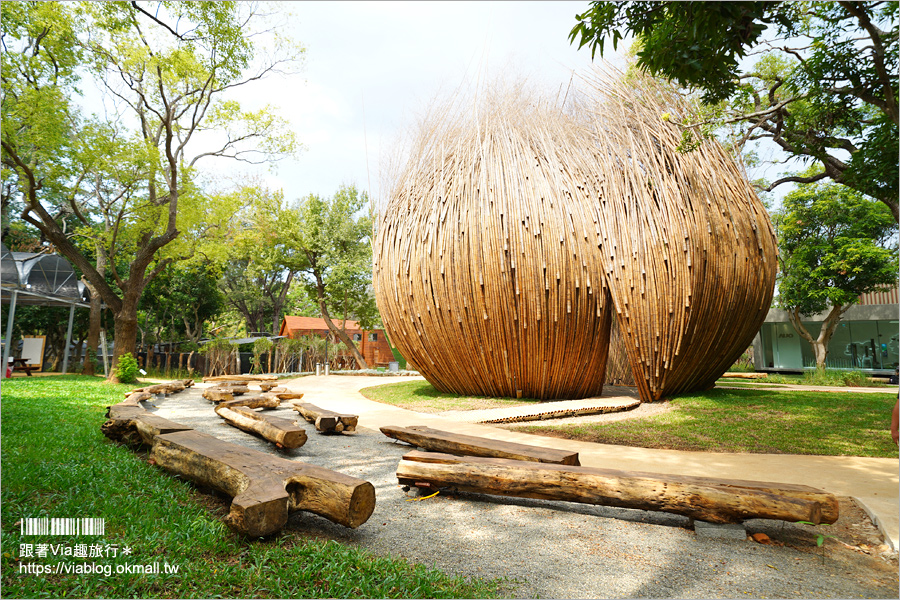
xmin=280 ymin=374 xmax=899 ymax=551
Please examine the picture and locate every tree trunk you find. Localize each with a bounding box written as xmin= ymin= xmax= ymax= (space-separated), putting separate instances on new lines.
xmin=313 ymin=276 xmax=369 ymax=369
xmin=787 ymin=304 xmax=852 ymax=371
xmin=396 ymin=451 xmax=840 ymax=525
xmin=111 ymin=309 xmax=140 ymax=382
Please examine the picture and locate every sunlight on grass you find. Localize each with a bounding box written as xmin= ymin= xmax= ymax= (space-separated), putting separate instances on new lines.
xmin=512 ymin=388 xmax=899 ymax=458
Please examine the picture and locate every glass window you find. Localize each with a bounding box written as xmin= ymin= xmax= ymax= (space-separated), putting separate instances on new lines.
xmin=879 ymin=321 xmax=899 ymax=371
xmin=368 ymin=333 xmax=378 ymax=342
xmin=352 ymin=333 xmax=362 ymax=342
xmin=849 ymin=321 xmax=881 ymax=369
xmin=825 ymin=321 xmax=854 ymax=369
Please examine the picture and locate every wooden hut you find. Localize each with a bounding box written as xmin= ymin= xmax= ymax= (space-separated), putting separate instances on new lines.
xmin=278 ymin=316 xmax=396 ymax=369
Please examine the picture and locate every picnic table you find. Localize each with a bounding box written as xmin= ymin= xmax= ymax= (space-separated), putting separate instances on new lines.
xmin=10 ymin=358 xmax=38 ymax=376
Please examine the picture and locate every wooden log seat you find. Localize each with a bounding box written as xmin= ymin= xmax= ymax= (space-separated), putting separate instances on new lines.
xmin=293 ymin=403 xmax=358 ymax=434
xmin=203 ymin=375 xmax=279 ymax=383
xmin=151 ymin=429 xmax=375 ymax=536
xmin=218 ymin=395 xmax=282 ymax=410
xmin=102 ymin=398 xmax=375 ymax=537
xmin=202 ymin=388 xmax=234 ymax=403
xmin=215 ymin=405 xmax=307 ymax=449
xmin=395 ymin=451 xmax=839 ymax=525
xmin=127 ymin=379 xmax=195 ymax=397
xmin=380 ymin=425 xmax=579 ymax=465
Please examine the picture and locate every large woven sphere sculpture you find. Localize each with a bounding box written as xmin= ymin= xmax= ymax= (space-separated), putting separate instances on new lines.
xmin=579 ymin=69 xmax=778 ymax=401
xmin=374 ymin=90 xmax=614 ymax=399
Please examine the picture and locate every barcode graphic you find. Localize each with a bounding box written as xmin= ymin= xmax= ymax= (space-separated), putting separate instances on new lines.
xmin=20 ymin=518 xmax=105 ymax=536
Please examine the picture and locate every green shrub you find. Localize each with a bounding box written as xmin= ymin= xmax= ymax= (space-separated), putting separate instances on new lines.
xmin=728 ymin=348 xmax=754 ymax=372
xmin=803 ymin=369 xmax=871 ymax=387
xmin=115 ymin=352 xmax=139 ymax=383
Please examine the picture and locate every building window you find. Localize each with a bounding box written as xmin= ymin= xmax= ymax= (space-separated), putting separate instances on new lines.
xmin=368 ymin=333 xmax=378 ymax=342
xmin=352 ymin=333 xmax=362 ymax=342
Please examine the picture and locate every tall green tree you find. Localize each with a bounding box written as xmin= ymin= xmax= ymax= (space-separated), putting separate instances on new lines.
xmin=292 ymin=185 xmax=376 ymax=369
xmin=773 ymin=179 xmax=898 ymax=370
xmin=218 ymin=184 xmax=308 ymax=335
xmin=2 ymin=2 xmax=302 ymax=379
xmin=570 ymin=1 xmax=899 ymax=221
xmin=140 ymin=262 xmax=224 ymax=345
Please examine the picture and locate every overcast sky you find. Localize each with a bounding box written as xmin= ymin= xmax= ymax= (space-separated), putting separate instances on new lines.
xmin=223 ymin=1 xmax=617 ymax=204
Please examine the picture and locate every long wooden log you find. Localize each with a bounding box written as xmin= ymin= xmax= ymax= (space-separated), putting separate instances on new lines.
xmin=127 ymin=379 xmax=195 ymax=397
xmin=204 ymin=375 xmax=278 ymax=383
xmin=721 ymin=372 xmax=768 ymax=380
xmin=151 ymin=429 xmax=375 ymax=536
xmin=202 ymin=389 xmax=234 ymax=403
xmin=220 ymin=385 xmax=249 ymax=396
xmin=293 ymin=403 xmax=358 ymax=434
xmin=380 ymin=425 xmax=579 ymax=465
xmin=214 ymin=405 xmax=307 ymax=449
xmin=102 ymin=402 xmax=374 ymax=536
xmin=395 ymin=451 xmax=839 ymax=525
xmin=219 ymin=395 xmax=281 ymax=410
xmin=275 ymin=392 xmax=304 ymax=401
xmin=102 ymin=401 xmax=193 ymax=447
xmin=122 ymin=391 xmax=153 ymax=406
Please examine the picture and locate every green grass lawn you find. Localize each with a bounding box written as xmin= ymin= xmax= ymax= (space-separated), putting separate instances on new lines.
xmin=512 ymin=388 xmax=899 ymax=458
xmin=359 ymin=379 xmax=538 ymax=413
xmin=0 ymin=376 xmax=503 ymax=599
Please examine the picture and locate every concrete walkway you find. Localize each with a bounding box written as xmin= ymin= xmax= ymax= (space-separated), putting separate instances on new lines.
xmin=278 ymin=374 xmax=899 ymax=551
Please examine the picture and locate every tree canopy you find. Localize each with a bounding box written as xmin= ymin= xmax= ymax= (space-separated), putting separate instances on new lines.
xmin=292 ymin=184 xmax=376 ymax=369
xmin=2 ymin=1 xmax=303 ymax=378
xmin=570 ymin=1 xmax=899 ymax=220
xmin=773 ymin=177 xmax=898 ymax=369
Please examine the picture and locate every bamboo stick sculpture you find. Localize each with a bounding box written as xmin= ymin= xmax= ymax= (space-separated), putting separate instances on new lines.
xmin=373 ymin=69 xmax=777 ymax=402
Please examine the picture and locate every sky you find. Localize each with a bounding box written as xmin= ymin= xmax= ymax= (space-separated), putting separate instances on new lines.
xmin=219 ymin=1 xmax=618 ymax=204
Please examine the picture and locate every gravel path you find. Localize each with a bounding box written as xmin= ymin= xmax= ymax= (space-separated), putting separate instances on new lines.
xmin=148 ymin=385 xmax=898 ymax=599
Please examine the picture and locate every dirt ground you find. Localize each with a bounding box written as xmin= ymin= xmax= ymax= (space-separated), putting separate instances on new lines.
xmin=744 ymin=496 xmax=898 ymax=590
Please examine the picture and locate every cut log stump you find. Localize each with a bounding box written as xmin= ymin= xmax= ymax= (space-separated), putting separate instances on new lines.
xmin=293 ymin=403 xmax=358 ymax=434
xmin=274 ymin=392 xmax=304 ymax=401
xmin=380 ymin=425 xmax=579 ymax=465
xmin=215 ymin=405 xmax=307 ymax=449
xmin=151 ymin=429 xmax=375 ymax=536
xmin=395 ymin=451 xmax=839 ymax=525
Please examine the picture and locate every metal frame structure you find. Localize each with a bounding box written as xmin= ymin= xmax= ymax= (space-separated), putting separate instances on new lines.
xmin=1 ymin=243 xmax=92 ymax=379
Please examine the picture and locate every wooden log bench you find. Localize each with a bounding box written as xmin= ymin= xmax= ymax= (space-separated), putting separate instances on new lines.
xmin=204 ymin=375 xmax=278 ymax=383
xmin=395 ymin=451 xmax=839 ymax=525
xmin=219 ymin=395 xmax=282 ymax=410
xmin=215 ymin=405 xmax=307 ymax=449
xmin=151 ymin=429 xmax=374 ymax=536
xmin=293 ymin=403 xmax=358 ymax=434
xmin=202 ymin=388 xmax=234 ymax=403
xmin=380 ymin=425 xmax=579 ymax=465
xmin=101 ymin=398 xmax=375 ymax=537
xmin=128 ymin=379 xmax=195 ymax=397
